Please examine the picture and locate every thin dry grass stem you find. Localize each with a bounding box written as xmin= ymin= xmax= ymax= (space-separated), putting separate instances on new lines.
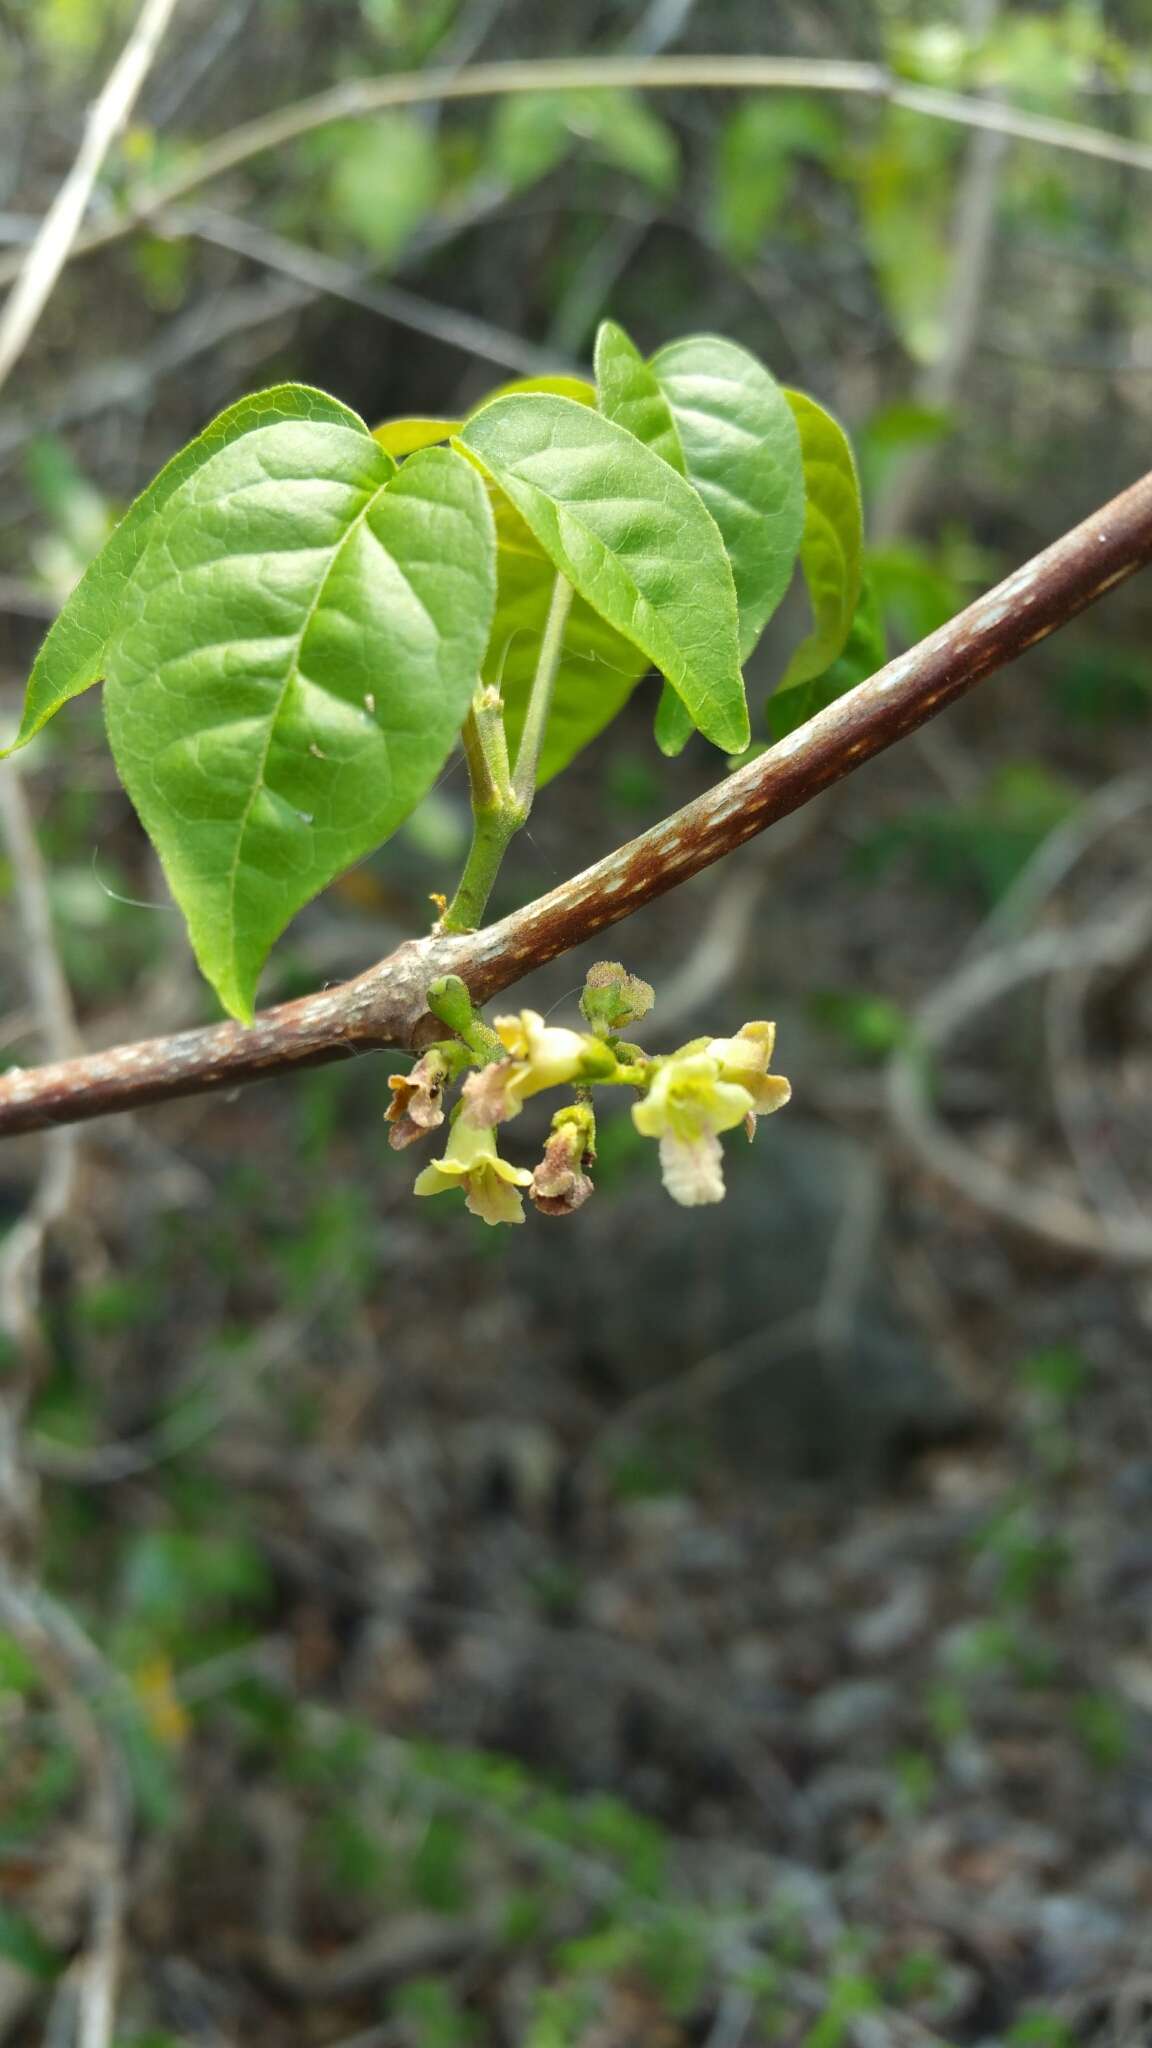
xmin=3 ymin=52 xmax=1152 ymax=295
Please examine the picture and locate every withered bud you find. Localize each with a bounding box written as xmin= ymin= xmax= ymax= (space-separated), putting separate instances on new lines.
xmin=460 ymin=1060 xmax=521 ymax=1128
xmin=385 ymin=1047 xmax=450 ymax=1150
xmin=579 ymin=961 xmax=655 ymax=1038
xmin=530 ymin=1116 xmax=595 ymax=1217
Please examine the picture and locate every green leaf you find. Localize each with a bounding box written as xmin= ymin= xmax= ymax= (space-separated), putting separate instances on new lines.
xmin=487 ymin=92 xmax=573 ymax=189
xmin=105 ymin=430 xmax=495 ymax=1021
xmin=768 ymin=577 xmax=886 ymax=740
xmin=459 ymin=394 xmax=746 ymax=753
xmin=487 ymin=89 xmax=677 ymax=194
xmin=778 ymin=389 xmax=863 ymax=694
xmin=3 ymin=384 xmax=362 ymax=757
xmin=594 ymin=321 xmax=685 ymax=473
xmin=326 ymin=113 xmax=439 ymax=264
xmin=484 ymin=485 xmax=650 ymax=786
xmin=713 ymin=96 xmax=840 ymax=261
xmin=860 ymin=111 xmax=960 ymax=362
xmin=653 ymin=680 xmax=694 ymax=757
xmin=0 ymin=1906 xmax=64 ymax=1980
xmin=581 ymin=89 xmax=679 ymax=193
xmin=649 ymin=334 xmax=805 ymax=658
xmin=372 ymin=416 xmax=462 ymax=457
xmin=475 ymin=375 xmax=596 ymax=408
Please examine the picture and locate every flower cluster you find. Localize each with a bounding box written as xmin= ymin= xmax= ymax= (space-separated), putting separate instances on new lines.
xmin=392 ymin=970 xmax=790 ymax=1227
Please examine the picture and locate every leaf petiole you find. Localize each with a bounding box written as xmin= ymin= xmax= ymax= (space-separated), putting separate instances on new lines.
xmin=512 ymin=571 xmax=573 ymax=808
xmin=441 ymin=575 xmax=573 ymax=934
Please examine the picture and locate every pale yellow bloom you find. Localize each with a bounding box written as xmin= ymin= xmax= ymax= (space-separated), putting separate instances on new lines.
xmin=706 ymin=1021 xmax=792 ymax=1124
xmin=632 ymin=1050 xmax=754 ymax=1206
xmin=413 ymin=1117 xmax=532 ymax=1227
xmin=492 ymin=1009 xmax=591 ymax=1084
xmin=461 ymin=1010 xmax=613 ymax=1128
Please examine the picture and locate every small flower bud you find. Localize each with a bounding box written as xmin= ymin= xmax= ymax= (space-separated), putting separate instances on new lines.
xmin=531 ymin=1108 xmax=595 ymax=1217
xmin=580 ymin=961 xmax=655 ymax=1038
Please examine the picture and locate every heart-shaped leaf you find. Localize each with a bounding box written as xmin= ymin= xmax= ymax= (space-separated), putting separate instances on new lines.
xmin=4 ymin=384 xmax=361 ymax=757
xmin=594 ymin=321 xmax=685 ymax=473
xmin=459 ymin=394 xmax=746 ymax=754
xmin=649 ymin=334 xmax=805 ymax=658
xmin=105 ymin=428 xmax=495 ymax=1021
xmin=777 ymin=389 xmax=863 ymax=694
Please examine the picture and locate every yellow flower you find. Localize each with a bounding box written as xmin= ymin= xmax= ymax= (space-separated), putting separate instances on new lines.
xmin=706 ymin=1021 xmax=792 ymax=1124
xmin=413 ymin=1117 xmax=532 ymax=1227
xmin=460 ymin=1011 xmax=614 ymax=1128
xmin=632 ymin=1051 xmax=754 ymax=1207
xmin=492 ymin=1009 xmax=592 ymax=1085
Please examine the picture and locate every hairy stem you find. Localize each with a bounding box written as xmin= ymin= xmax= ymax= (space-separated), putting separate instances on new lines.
xmin=441 ymin=689 xmax=521 ymax=935
xmin=513 ymin=573 xmax=573 ymax=808
xmin=442 ymin=581 xmax=571 ymax=934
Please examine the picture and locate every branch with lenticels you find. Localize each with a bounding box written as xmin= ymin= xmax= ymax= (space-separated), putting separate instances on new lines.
xmin=3 ymin=466 xmax=1152 ymax=1139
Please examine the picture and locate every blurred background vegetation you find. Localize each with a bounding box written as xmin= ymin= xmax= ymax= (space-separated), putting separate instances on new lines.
xmin=2 ymin=2 xmax=1152 ymax=2043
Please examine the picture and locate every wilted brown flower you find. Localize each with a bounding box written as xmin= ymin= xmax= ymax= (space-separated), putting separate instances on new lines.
xmin=385 ymin=1046 xmax=450 ymax=1150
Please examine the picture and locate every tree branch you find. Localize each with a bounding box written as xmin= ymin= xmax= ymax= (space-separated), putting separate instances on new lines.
xmin=3 ymin=464 xmax=1152 ymax=1137
xmin=2 ymin=53 xmax=1152 ymax=296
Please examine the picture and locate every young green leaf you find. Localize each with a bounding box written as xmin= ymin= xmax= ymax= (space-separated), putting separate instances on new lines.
xmin=777 ymin=389 xmax=863 ymax=694
xmin=649 ymin=335 xmax=805 ymax=658
xmin=3 ymin=384 xmax=362 ymax=758
xmin=475 ymin=374 xmax=596 ymax=408
xmin=487 ymin=89 xmax=677 ymax=195
xmin=712 ymin=96 xmax=840 ymax=261
xmin=105 ymin=430 xmax=495 ymax=1021
xmin=485 ymin=485 xmax=649 ymax=785
xmin=594 ymin=321 xmax=685 ymax=473
xmin=653 ymin=680 xmax=695 ymax=758
xmin=372 ymin=416 xmax=462 ymax=458
xmin=459 ymin=394 xmax=746 ymax=753
xmin=326 ymin=113 xmax=439 ymax=265
xmin=768 ymin=577 xmax=886 ymax=740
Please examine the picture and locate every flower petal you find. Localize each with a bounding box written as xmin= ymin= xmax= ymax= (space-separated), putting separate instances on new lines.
xmin=658 ymin=1130 xmax=726 ymax=1206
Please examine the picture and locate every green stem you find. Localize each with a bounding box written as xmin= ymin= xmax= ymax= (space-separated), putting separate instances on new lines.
xmin=442 ymin=581 xmax=572 ymax=934
xmin=440 ymin=792 xmax=521 ymax=937
xmin=441 ymin=689 xmax=521 ymax=935
xmin=513 ymin=573 xmax=572 ymax=809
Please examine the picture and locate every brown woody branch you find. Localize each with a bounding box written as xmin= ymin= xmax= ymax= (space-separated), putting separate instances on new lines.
xmin=3 ymin=466 xmax=1152 ymax=1137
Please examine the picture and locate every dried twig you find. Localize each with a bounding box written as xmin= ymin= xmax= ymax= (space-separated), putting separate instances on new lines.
xmin=3 ymin=462 xmax=1152 ymax=1136
xmin=0 ymin=1583 xmax=132 ymax=2048
xmin=175 ymin=207 xmax=566 ymax=375
xmin=887 ymin=892 xmax=1152 ymax=1263
xmin=0 ymin=12 xmax=181 ymax=2046
xmin=0 ymin=768 xmax=81 ymax=1547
